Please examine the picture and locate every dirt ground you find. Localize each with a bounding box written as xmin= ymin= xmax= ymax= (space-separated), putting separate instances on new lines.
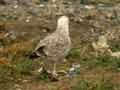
xmin=0 ymin=1 xmax=120 ymax=90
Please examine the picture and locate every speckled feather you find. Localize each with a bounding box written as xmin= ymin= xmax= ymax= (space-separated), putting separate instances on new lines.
xmin=33 ymin=16 xmax=71 ymax=62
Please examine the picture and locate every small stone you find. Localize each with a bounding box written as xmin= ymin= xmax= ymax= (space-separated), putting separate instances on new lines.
xmin=26 ymin=19 xmax=30 ymax=23
xmin=13 ymin=5 xmax=18 ymax=9
xmin=110 ymin=51 xmax=120 ymax=58
xmin=39 ymin=4 xmax=45 ymax=8
xmin=42 ymin=29 xmax=47 ymax=33
xmin=16 ymin=88 xmax=22 ymax=90
xmin=84 ymin=5 xmax=95 ymax=10
xmin=68 ymin=64 xmax=80 ymax=77
xmin=22 ymin=79 xmax=29 ymax=83
xmin=14 ymin=84 xmax=21 ymax=88
xmin=69 ymin=67 xmax=75 ymax=72
xmin=25 ymin=16 xmax=32 ymax=23
xmin=37 ymin=67 xmax=43 ymax=73
xmin=92 ymin=35 xmax=109 ymax=51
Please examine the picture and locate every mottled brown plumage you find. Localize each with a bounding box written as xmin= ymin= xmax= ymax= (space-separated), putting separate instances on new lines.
xmin=30 ymin=16 xmax=71 ymax=78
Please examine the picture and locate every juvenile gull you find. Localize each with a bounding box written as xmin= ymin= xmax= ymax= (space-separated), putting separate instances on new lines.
xmin=92 ymin=35 xmax=109 ymax=51
xmin=92 ymin=35 xmax=109 ymax=56
xmin=29 ymin=16 xmax=71 ymax=78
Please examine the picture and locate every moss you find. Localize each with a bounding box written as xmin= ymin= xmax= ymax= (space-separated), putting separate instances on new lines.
xmin=94 ymin=55 xmax=120 ymax=70
xmin=67 ymin=48 xmax=81 ymax=59
xmin=72 ymin=78 xmax=115 ymax=90
xmin=14 ymin=59 xmax=33 ymax=75
xmin=110 ymin=45 xmax=120 ymax=52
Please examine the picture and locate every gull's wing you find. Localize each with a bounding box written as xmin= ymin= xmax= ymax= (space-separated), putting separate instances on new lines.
xmin=34 ymin=34 xmax=53 ymax=51
xmin=28 ymin=34 xmax=53 ymax=59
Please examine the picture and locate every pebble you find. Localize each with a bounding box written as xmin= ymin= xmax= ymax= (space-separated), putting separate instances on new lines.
xmin=67 ymin=64 xmax=80 ymax=77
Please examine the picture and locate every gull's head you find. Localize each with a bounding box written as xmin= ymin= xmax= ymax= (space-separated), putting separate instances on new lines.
xmin=57 ymin=16 xmax=69 ymax=27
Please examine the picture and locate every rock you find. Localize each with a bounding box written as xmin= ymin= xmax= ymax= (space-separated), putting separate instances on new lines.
xmin=68 ymin=64 xmax=80 ymax=77
xmin=84 ymin=5 xmax=95 ymax=9
xmin=92 ymin=35 xmax=109 ymax=50
xmin=111 ymin=51 xmax=120 ymax=58
xmin=42 ymin=29 xmax=48 ymax=33
xmin=14 ymin=84 xmax=22 ymax=90
xmin=13 ymin=5 xmax=18 ymax=8
xmin=4 ymin=30 xmax=17 ymax=39
xmin=22 ymin=79 xmax=30 ymax=83
xmin=39 ymin=4 xmax=45 ymax=8
xmin=17 ymin=88 xmax=22 ymax=90
xmin=92 ymin=35 xmax=110 ymax=55
xmin=37 ymin=67 xmax=43 ymax=73
xmin=14 ymin=84 xmax=21 ymax=88
xmin=0 ymin=57 xmax=11 ymax=65
xmin=108 ymin=49 xmax=120 ymax=58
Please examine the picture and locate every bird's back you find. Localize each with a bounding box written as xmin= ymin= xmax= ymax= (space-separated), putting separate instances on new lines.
xmin=41 ymin=31 xmax=71 ymax=60
xmin=30 ymin=16 xmax=71 ymax=61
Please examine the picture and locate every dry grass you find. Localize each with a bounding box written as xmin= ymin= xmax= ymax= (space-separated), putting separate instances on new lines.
xmin=0 ymin=17 xmax=120 ymax=90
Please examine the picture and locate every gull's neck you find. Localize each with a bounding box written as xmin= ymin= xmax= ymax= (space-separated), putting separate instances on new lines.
xmin=56 ymin=23 xmax=69 ymax=36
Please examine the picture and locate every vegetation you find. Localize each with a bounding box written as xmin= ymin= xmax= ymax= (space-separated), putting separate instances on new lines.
xmin=0 ymin=0 xmax=120 ymax=90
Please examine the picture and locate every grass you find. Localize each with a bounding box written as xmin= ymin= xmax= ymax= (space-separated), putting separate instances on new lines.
xmin=72 ymin=78 xmax=115 ymax=90
xmin=94 ymin=55 xmax=119 ymax=68
xmin=67 ymin=48 xmax=81 ymax=59
xmin=0 ymin=16 xmax=119 ymax=89
xmin=13 ymin=58 xmax=34 ymax=75
xmin=0 ymin=40 xmax=120 ymax=85
xmin=110 ymin=45 xmax=120 ymax=52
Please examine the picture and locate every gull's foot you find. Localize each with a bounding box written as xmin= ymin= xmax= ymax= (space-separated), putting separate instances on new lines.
xmin=52 ymin=71 xmax=58 ymax=77
xmin=48 ymin=72 xmax=59 ymax=81
xmin=37 ymin=67 xmax=59 ymax=81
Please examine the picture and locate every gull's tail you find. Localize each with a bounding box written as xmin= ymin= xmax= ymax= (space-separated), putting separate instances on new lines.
xmin=28 ymin=52 xmax=40 ymax=59
xmin=26 ymin=46 xmax=46 ymax=59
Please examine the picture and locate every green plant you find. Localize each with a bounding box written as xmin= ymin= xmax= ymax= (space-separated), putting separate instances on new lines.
xmin=37 ymin=71 xmax=50 ymax=81
xmin=110 ymin=45 xmax=120 ymax=52
xmin=95 ymin=55 xmax=115 ymax=67
xmin=13 ymin=58 xmax=34 ymax=75
xmin=72 ymin=80 xmax=90 ymax=90
xmin=72 ymin=78 xmax=115 ymax=90
xmin=95 ymin=78 xmax=114 ymax=90
xmin=67 ymin=48 xmax=81 ymax=59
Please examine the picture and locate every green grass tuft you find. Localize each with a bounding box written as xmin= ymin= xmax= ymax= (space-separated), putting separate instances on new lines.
xmin=67 ymin=48 xmax=81 ymax=59
xmin=72 ymin=78 xmax=115 ymax=90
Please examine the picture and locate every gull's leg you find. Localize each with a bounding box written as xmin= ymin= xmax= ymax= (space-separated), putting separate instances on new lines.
xmin=53 ymin=62 xmax=58 ymax=76
xmin=47 ymin=62 xmax=59 ymax=81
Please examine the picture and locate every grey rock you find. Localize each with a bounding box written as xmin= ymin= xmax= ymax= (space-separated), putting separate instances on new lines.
xmin=68 ymin=64 xmax=80 ymax=77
